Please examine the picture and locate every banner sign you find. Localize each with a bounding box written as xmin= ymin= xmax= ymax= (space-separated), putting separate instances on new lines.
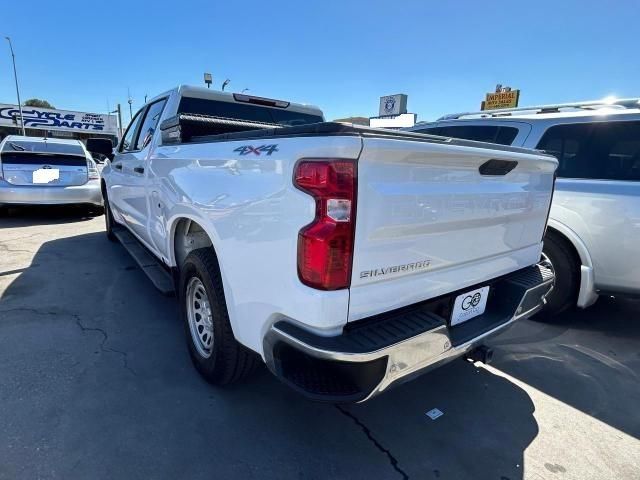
xmin=0 ymin=104 xmax=118 ymax=134
xmin=482 ymin=90 xmax=520 ymax=110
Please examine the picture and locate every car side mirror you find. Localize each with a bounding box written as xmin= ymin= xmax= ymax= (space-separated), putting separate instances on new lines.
xmin=86 ymin=138 xmax=114 ymax=161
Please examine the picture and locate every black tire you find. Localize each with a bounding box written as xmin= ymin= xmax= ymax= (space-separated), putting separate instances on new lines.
xmin=88 ymin=205 xmax=105 ymax=217
xmin=103 ymin=195 xmax=117 ymax=242
xmin=179 ymin=248 xmax=259 ymax=385
xmin=537 ymin=232 xmax=580 ymax=319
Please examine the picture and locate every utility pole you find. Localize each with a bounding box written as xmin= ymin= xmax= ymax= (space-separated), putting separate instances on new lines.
xmin=111 ymin=104 xmax=123 ymax=137
xmin=5 ymin=37 xmax=25 ymax=136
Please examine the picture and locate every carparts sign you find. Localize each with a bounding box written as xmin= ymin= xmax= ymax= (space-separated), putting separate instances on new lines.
xmin=0 ymin=104 xmax=118 ymax=134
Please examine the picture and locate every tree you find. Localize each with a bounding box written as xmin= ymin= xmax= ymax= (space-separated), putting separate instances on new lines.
xmin=24 ymin=98 xmax=55 ymax=109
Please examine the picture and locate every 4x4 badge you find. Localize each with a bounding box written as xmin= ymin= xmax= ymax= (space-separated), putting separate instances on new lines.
xmin=234 ymin=144 xmax=279 ymax=156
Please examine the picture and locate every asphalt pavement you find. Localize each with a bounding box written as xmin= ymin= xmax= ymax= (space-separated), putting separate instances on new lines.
xmin=1 ymin=207 xmax=639 ymax=480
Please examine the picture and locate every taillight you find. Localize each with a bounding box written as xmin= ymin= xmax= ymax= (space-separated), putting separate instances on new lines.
xmin=87 ymin=158 xmax=100 ymax=180
xmin=294 ymin=159 xmax=357 ymax=290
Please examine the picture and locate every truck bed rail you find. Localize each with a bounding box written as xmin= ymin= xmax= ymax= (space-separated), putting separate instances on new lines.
xmin=160 ymin=113 xmax=282 ymax=144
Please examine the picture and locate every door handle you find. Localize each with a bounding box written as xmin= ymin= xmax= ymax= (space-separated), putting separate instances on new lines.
xmin=134 ymin=167 xmax=145 ymax=174
xmin=114 ymin=163 xmax=123 ymax=170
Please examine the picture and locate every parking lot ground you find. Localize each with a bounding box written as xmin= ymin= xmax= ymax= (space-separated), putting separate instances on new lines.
xmin=1 ymin=207 xmax=639 ymax=480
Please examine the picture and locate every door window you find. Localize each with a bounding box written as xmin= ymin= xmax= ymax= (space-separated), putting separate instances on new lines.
xmin=135 ymin=99 xmax=168 ymax=150
xmin=536 ymin=121 xmax=640 ymax=181
xmin=119 ymin=110 xmax=144 ymax=152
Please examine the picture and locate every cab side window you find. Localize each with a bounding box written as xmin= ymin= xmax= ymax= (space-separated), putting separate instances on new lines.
xmin=119 ymin=110 xmax=144 ymax=152
xmin=135 ymin=99 xmax=167 ymax=150
xmin=537 ymin=121 xmax=640 ymax=181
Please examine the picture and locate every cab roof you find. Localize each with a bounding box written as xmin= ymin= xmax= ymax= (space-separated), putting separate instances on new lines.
xmin=147 ymin=85 xmax=323 ymax=117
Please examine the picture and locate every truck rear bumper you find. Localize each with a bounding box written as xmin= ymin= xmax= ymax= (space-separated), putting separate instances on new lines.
xmin=264 ymin=262 xmax=554 ymax=403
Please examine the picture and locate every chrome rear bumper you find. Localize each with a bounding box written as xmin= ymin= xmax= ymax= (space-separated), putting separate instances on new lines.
xmin=264 ymin=263 xmax=554 ymax=403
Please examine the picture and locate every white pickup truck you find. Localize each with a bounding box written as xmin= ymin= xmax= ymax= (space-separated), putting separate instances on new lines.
xmin=93 ymin=85 xmax=557 ymax=402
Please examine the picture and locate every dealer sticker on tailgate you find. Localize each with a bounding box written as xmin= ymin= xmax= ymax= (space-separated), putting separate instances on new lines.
xmin=451 ymin=286 xmax=490 ymax=326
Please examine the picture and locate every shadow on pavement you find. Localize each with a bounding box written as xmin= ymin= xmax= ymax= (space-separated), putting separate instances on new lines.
xmin=0 ymin=229 xmax=539 ymax=479
xmin=490 ymin=296 xmax=640 ymax=439
xmin=0 ymin=204 xmax=101 ymax=227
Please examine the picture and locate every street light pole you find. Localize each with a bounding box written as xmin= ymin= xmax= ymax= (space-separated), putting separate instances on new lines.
xmin=127 ymin=88 xmax=133 ymax=120
xmin=5 ymin=36 xmax=26 ymax=136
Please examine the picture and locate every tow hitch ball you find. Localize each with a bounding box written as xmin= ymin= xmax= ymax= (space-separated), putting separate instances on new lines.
xmin=466 ymin=345 xmax=494 ymax=364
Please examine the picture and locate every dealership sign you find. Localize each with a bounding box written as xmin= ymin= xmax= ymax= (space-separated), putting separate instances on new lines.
xmin=482 ymin=90 xmax=520 ymax=110
xmin=0 ymin=104 xmax=118 ymax=134
xmin=378 ymin=94 xmax=408 ymax=117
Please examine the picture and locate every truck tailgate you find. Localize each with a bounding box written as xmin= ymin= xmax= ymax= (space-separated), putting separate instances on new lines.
xmin=349 ymin=136 xmax=557 ymax=322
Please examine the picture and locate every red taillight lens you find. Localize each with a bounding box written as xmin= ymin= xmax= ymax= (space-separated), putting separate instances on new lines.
xmin=294 ymin=159 xmax=357 ymax=290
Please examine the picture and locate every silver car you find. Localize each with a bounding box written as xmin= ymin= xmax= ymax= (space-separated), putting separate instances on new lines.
xmin=0 ymin=136 xmax=103 ymax=211
xmin=407 ymin=99 xmax=640 ymax=317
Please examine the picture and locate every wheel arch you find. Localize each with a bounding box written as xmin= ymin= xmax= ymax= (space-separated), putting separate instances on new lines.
xmin=169 ymin=214 xmax=219 ymax=269
xmin=545 ymin=219 xmax=598 ymax=308
xmin=546 ymin=219 xmax=593 ymax=268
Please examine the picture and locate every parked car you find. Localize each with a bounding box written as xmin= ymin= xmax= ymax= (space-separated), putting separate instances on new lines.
xmin=94 ymin=85 xmax=556 ymax=402
xmin=0 ymin=136 xmax=103 ymax=213
xmin=407 ymin=98 xmax=640 ymax=317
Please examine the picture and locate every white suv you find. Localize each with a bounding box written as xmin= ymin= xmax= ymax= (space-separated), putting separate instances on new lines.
xmin=408 ymin=99 xmax=640 ymax=317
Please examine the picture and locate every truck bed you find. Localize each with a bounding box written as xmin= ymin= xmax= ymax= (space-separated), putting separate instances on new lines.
xmin=181 ymin=120 xmax=542 ymax=156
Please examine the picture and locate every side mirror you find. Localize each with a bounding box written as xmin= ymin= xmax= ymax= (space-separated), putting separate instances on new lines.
xmin=86 ymin=138 xmax=114 ymax=161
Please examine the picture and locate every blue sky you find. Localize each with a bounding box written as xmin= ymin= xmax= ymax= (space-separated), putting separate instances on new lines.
xmin=1 ymin=0 xmax=639 ymax=123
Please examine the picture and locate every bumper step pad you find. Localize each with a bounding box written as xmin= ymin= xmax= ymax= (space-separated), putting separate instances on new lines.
xmin=268 ymin=263 xmax=553 ymax=402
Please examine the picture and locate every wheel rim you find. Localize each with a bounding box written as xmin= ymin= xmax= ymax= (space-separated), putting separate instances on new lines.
xmin=186 ymin=277 xmax=214 ymax=358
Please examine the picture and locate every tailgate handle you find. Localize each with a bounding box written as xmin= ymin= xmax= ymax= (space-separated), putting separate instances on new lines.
xmin=134 ymin=167 xmax=145 ymax=174
xmin=479 ymin=159 xmax=517 ymax=176
xmin=114 ymin=163 xmax=123 ymax=170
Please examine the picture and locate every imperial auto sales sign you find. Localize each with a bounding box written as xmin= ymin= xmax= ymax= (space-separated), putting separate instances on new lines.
xmin=0 ymin=104 xmax=118 ymax=135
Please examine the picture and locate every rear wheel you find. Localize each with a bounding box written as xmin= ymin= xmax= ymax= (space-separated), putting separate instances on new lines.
xmin=180 ymin=248 xmax=258 ymax=384
xmin=537 ymin=232 xmax=580 ymax=319
xmin=88 ymin=205 xmax=105 ymax=217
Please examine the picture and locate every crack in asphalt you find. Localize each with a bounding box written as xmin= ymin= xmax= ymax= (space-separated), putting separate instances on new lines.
xmin=335 ymin=405 xmax=409 ymax=479
xmin=74 ymin=316 xmax=137 ymax=376
xmin=0 ymin=243 xmax=36 ymax=255
xmin=0 ymin=307 xmax=136 ymax=376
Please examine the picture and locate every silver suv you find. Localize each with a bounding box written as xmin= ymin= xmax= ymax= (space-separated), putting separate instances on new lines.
xmin=407 ymin=99 xmax=640 ymax=317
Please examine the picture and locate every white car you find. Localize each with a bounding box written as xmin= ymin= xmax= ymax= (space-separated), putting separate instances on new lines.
xmin=408 ymin=98 xmax=640 ymax=317
xmin=0 ymin=136 xmax=103 ymax=212
xmin=95 ymin=85 xmax=556 ymax=402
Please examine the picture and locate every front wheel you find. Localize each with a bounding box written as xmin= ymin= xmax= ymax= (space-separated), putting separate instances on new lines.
xmin=103 ymin=195 xmax=117 ymax=242
xmin=536 ymin=233 xmax=579 ymax=319
xmin=180 ymin=248 xmax=259 ymax=384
